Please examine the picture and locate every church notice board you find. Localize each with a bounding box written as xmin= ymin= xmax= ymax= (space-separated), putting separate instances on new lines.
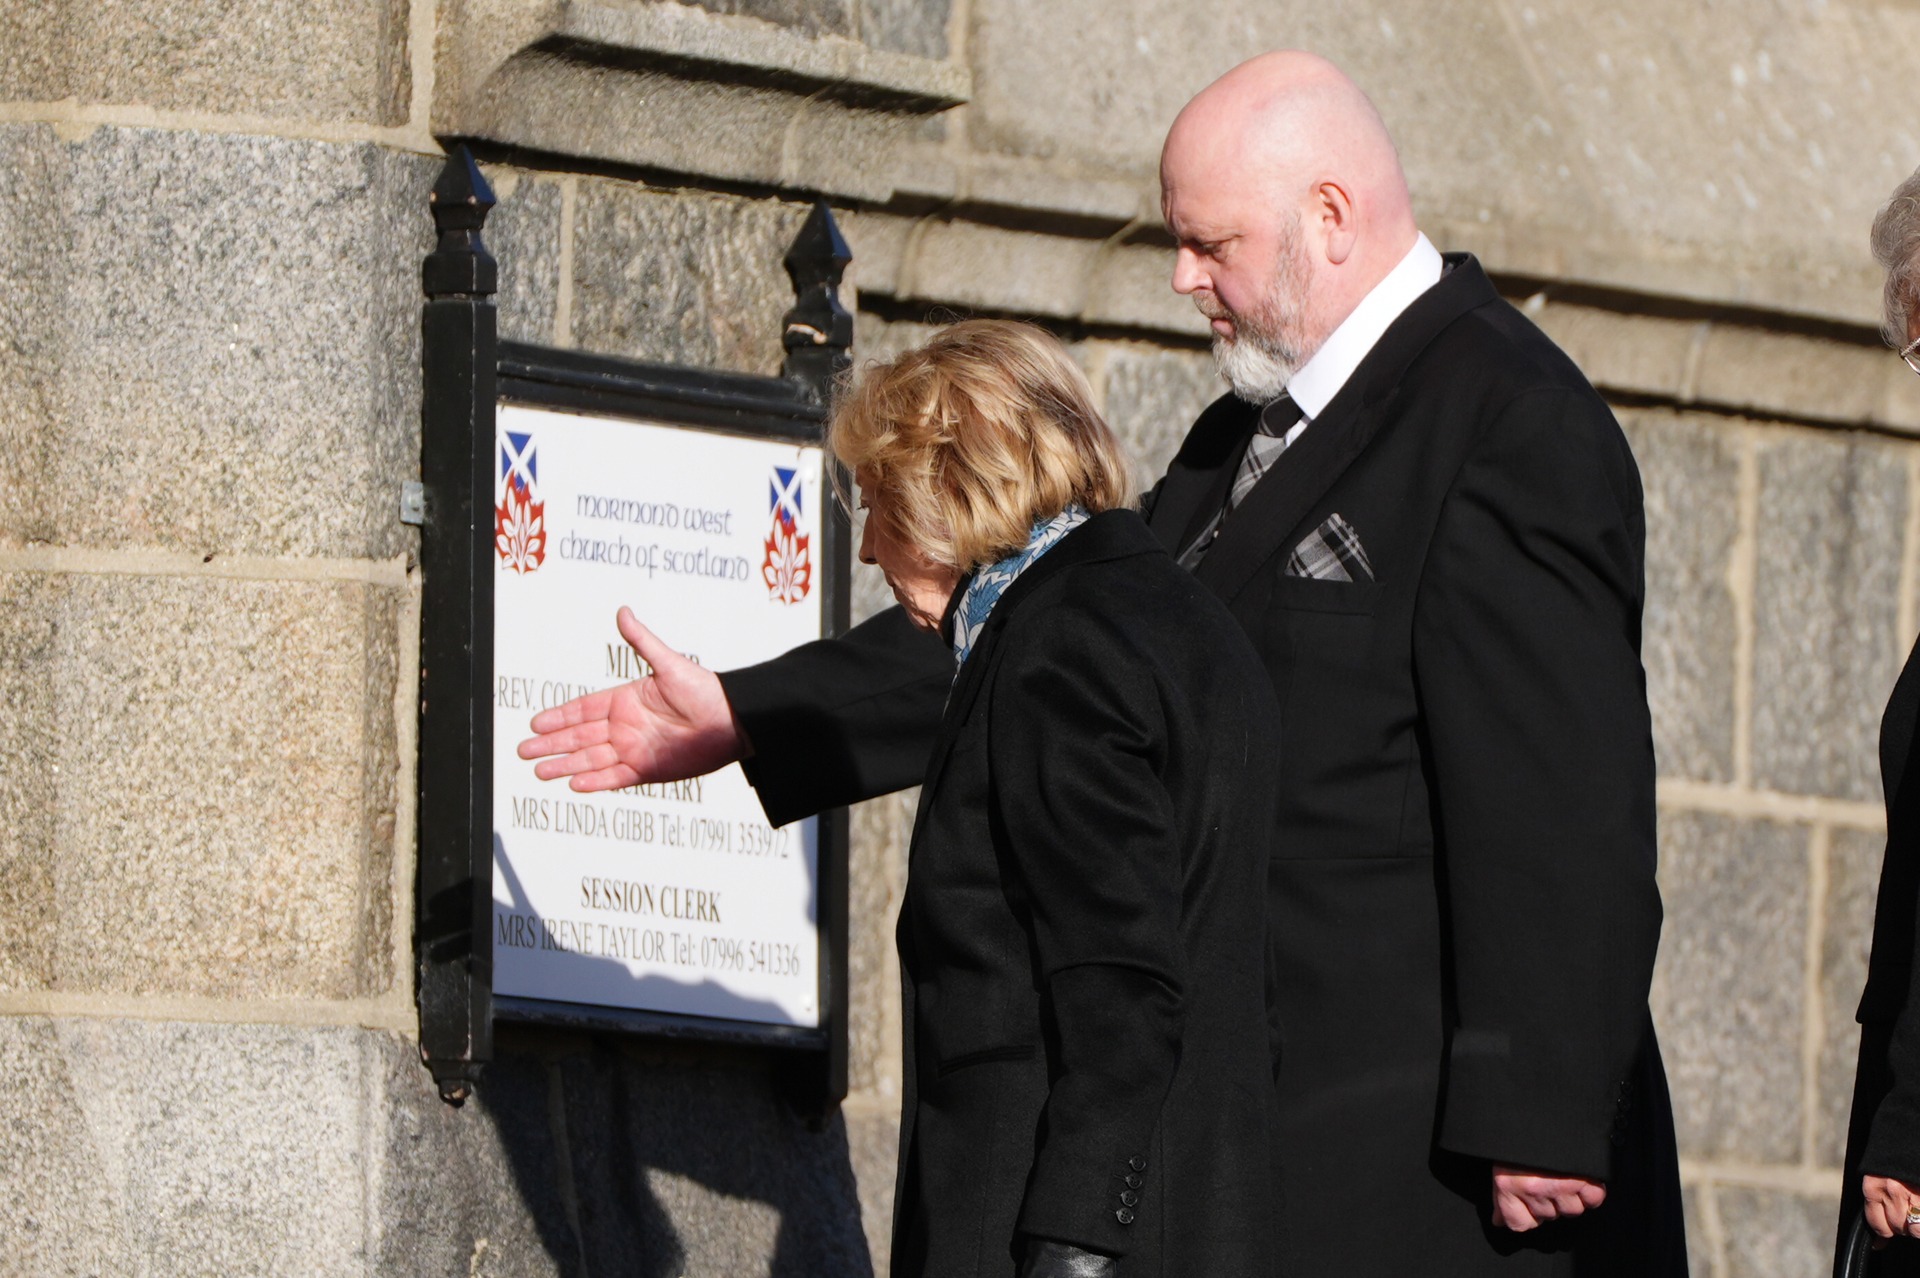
xmin=488 ymin=342 xmax=849 ymax=1050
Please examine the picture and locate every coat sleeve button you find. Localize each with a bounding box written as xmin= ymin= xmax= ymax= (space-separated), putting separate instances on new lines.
xmin=1116 ymin=1208 xmax=1136 ymax=1225
xmin=1125 ymin=1174 xmax=1142 ymax=1189
xmin=1120 ymin=1191 xmax=1139 ymax=1206
xmin=1129 ymin=1156 xmax=1147 ymax=1172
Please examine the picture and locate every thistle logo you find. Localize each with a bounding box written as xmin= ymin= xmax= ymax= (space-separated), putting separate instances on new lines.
xmin=762 ymin=466 xmax=811 ymax=604
xmin=496 ymin=430 xmax=546 ymax=574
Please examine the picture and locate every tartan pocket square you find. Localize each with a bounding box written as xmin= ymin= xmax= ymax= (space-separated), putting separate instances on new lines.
xmin=1286 ymin=513 xmax=1375 ymax=582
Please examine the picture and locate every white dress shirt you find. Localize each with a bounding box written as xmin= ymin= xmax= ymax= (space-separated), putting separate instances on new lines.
xmin=1277 ymin=232 xmax=1444 ymax=445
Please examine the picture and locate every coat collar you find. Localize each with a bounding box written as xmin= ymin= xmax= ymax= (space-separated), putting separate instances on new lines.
xmin=1150 ymin=254 xmax=1498 ymax=605
xmin=910 ymin=509 xmax=1162 ymax=822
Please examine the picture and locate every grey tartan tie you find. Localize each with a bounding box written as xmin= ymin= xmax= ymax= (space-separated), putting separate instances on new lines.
xmin=1178 ymin=394 xmax=1304 ymax=568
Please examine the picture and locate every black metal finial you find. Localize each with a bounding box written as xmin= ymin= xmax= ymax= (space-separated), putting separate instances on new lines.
xmin=424 ymin=145 xmax=499 ymax=300
xmin=781 ymin=200 xmax=854 ymax=402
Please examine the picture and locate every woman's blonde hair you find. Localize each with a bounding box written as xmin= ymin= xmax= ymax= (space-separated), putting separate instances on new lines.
xmin=829 ymin=320 xmax=1134 ymax=572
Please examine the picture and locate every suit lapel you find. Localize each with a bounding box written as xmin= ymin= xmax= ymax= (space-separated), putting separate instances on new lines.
xmin=1193 ymin=392 xmax=1390 ymax=603
xmin=1145 ymin=393 xmax=1260 ymax=555
xmin=1193 ymin=254 xmax=1500 ymax=606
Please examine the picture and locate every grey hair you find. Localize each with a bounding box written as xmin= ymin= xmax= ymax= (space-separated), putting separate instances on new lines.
xmin=1872 ymin=167 xmax=1920 ymax=346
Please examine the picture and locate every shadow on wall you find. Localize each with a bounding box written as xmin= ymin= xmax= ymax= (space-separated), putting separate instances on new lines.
xmin=477 ymin=1025 xmax=875 ymax=1278
xmin=385 ymin=837 xmax=873 ymax=1275
xmin=382 ymin=1019 xmax=875 ymax=1275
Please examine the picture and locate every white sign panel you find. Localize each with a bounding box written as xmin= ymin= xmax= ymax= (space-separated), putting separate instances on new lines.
xmin=491 ymin=402 xmax=825 ymax=1028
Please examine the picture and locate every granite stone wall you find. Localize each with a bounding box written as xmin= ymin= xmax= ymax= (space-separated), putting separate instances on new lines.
xmin=2 ymin=0 xmax=1918 ymax=1275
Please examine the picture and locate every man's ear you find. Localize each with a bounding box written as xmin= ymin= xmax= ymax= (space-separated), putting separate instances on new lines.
xmin=1315 ymin=179 xmax=1359 ymax=266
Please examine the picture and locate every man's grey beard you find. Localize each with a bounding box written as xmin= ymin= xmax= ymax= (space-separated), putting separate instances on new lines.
xmin=1212 ymin=329 xmax=1300 ymax=405
xmin=1205 ymin=228 xmax=1315 ymax=405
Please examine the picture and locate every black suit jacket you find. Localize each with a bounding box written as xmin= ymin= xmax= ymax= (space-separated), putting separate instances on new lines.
xmin=803 ymin=511 xmax=1284 ymax=1278
xmin=723 ymin=257 xmax=1685 ymax=1276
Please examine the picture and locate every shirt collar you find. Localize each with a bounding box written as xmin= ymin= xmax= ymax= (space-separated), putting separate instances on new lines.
xmin=1283 ymin=232 xmax=1443 ymax=422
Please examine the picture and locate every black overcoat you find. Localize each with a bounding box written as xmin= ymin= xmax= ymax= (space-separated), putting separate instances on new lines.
xmin=808 ymin=511 xmax=1286 ymax=1277
xmin=722 ymin=257 xmax=1686 ymax=1277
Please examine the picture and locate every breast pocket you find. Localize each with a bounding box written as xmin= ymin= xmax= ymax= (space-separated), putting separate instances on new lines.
xmin=1264 ymin=573 xmax=1384 ymax=732
xmin=1270 ymin=574 xmax=1381 ymax=616
xmin=1264 ymin=574 xmax=1404 ymax=858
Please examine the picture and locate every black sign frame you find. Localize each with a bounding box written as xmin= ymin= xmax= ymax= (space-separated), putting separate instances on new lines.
xmin=415 ymin=146 xmax=854 ymax=1112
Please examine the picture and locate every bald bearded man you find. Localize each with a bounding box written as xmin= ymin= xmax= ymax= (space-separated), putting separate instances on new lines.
xmin=521 ymin=52 xmax=1686 ymax=1278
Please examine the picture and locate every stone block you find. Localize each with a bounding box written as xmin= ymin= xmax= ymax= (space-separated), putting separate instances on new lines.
xmin=843 ymin=1098 xmax=900 ymax=1275
xmin=380 ymin=1035 xmax=575 ymax=1276
xmin=683 ymin=0 xmax=855 ymax=40
xmin=856 ymin=0 xmax=950 ymax=60
xmin=0 ymin=125 xmax=437 ymax=560
xmin=1083 ymin=239 xmax=1207 ymax=339
xmin=1530 ymin=304 xmax=1700 ymax=403
xmin=1877 ymin=360 xmax=1920 ymax=438
xmin=850 ymin=309 xmax=939 ymax=368
xmin=0 ymin=1017 xmax=132 ymax=1276
xmin=1094 ymin=341 xmax=1219 ymax=492
xmin=0 ymin=570 xmax=402 ymax=1001
xmin=0 ymin=574 xmax=60 ymax=992
xmin=844 ymin=211 xmax=1199 ymax=342
xmin=1650 ymin=810 xmax=1808 ymax=1162
xmin=1718 ymin=1185 xmax=1842 ymax=1278
xmin=0 ymin=127 xmax=61 ymax=546
xmin=0 ymin=1017 xmax=381 ymax=1276
xmin=1752 ymin=430 xmax=1910 ymax=803
xmin=885 ymin=218 xmax=1104 ymax=320
xmin=1496 ymin=0 xmax=1920 ymax=324
xmin=1683 ymin=1184 xmax=1716 ymax=1278
xmin=842 ymin=211 xmax=917 ymax=303
xmin=0 ymin=0 xmax=411 ymax=124
xmin=1821 ymin=827 xmax=1886 ymax=1167
xmin=1694 ymin=325 xmax=1892 ymax=429
xmin=483 ymin=166 xmax=566 ymax=347
xmin=572 ymin=181 xmax=810 ymax=377
xmin=1619 ymin=411 xmax=1741 ymax=784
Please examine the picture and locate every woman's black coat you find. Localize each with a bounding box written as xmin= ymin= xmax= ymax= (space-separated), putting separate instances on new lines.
xmin=873 ymin=510 xmax=1283 ymax=1278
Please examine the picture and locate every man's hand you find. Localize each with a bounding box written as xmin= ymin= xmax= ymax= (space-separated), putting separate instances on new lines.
xmin=1864 ymin=1174 xmax=1920 ymax=1240
xmin=517 ymin=608 xmax=750 ymax=791
xmin=1491 ymin=1166 xmax=1606 ymax=1232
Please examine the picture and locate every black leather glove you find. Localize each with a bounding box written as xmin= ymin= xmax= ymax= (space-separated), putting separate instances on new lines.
xmin=1018 ymin=1238 xmax=1118 ymax=1278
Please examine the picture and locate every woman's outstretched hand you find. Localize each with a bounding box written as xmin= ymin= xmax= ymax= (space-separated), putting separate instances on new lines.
xmin=516 ymin=607 xmax=751 ymax=791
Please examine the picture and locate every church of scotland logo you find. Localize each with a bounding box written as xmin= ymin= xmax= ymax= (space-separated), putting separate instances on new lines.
xmin=762 ymin=466 xmax=811 ymax=604
xmin=496 ymin=430 xmax=546 ymax=573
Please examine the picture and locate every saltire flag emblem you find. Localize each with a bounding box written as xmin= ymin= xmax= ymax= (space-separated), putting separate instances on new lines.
xmin=762 ymin=466 xmax=811 ymax=604
xmin=495 ymin=430 xmax=546 ymax=573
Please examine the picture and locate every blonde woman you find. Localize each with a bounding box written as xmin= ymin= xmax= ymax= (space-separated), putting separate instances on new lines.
xmin=524 ymin=321 xmax=1284 ymax=1277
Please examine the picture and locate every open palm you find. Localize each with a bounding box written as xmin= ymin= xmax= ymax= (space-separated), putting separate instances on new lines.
xmin=517 ymin=607 xmax=747 ymax=791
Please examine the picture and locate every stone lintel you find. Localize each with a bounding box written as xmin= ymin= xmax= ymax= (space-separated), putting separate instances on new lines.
xmin=549 ymin=0 xmax=970 ymax=112
xmin=437 ymin=0 xmax=969 ymax=203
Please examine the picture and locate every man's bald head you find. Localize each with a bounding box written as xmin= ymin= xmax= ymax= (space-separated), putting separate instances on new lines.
xmin=1165 ymin=52 xmax=1411 ymax=225
xmin=1161 ymin=52 xmax=1419 ymax=400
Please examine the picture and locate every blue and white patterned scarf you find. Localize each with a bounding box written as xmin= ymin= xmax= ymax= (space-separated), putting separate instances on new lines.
xmin=948 ymin=504 xmax=1091 ymax=667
